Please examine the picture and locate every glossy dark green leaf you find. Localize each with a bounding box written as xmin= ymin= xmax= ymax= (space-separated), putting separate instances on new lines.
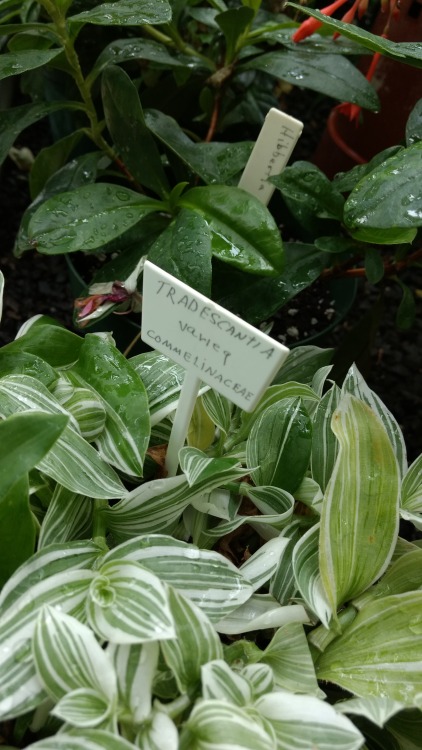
xmin=272 ymin=162 xmax=345 ymax=221
xmin=0 ymin=477 xmax=34 ymax=587
xmin=395 ymin=279 xmax=416 ymax=331
xmin=333 ymin=147 xmax=403 ymax=193
xmin=348 ymin=226 xmax=417 ymax=245
xmin=213 ymin=243 xmax=326 ymax=324
xmin=29 ymin=130 xmax=84 ymax=200
xmin=144 ymin=109 xmax=252 ymax=184
xmin=364 ymin=248 xmax=385 ymax=284
xmin=286 ymin=3 xmax=422 ymax=68
xmin=241 ymin=50 xmax=379 ymax=109
xmin=0 ymin=350 xmax=57 ymax=386
xmin=148 ymin=208 xmax=212 ymax=296
xmin=179 ymin=185 xmax=283 ymax=275
xmin=265 ymin=30 xmax=368 ymax=56
xmin=406 ymin=99 xmax=422 ymax=146
xmin=344 ymin=143 xmax=422 ymax=233
xmin=2 ymin=324 xmax=83 ymax=367
xmin=0 ymin=101 xmax=81 ymax=166
xmin=0 ymin=47 xmax=63 ymax=81
xmin=69 ymin=0 xmax=172 ymax=26
xmin=102 ymin=65 xmax=169 ymax=198
xmin=314 ymin=236 xmax=361 ymax=254
xmin=272 ymin=345 xmax=333 ymax=386
xmin=27 ymin=184 xmax=161 ymax=255
xmin=246 ymin=398 xmax=312 ymax=494
xmin=215 ymin=7 xmax=254 ymax=62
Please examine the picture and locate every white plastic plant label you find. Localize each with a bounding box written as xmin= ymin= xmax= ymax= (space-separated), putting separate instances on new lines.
xmin=238 ymin=108 xmax=303 ymax=205
xmin=141 ymin=261 xmax=289 ymax=412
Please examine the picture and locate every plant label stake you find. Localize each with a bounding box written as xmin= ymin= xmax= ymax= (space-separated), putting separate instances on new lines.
xmin=238 ymin=108 xmax=303 ymax=205
xmin=142 ymin=261 xmax=289 ymax=476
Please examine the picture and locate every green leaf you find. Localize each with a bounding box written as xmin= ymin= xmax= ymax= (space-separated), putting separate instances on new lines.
xmin=129 ymin=351 xmax=186 ymax=425
xmin=215 ymin=6 xmax=254 ymax=62
xmin=72 ymin=334 xmax=150 ymax=477
xmin=90 ymin=38 xmax=200 ymax=84
xmin=201 ymin=660 xmax=251 ymax=706
xmin=406 ymin=99 xmax=422 ymax=146
xmin=179 ymin=700 xmax=275 ymax=750
xmin=33 ymin=607 xmax=116 ymax=703
xmin=161 ymin=587 xmax=223 ymax=694
xmin=319 ymin=395 xmax=400 ymax=613
xmin=179 ymin=185 xmax=284 ymax=275
xmin=316 ymin=591 xmax=422 ymax=705
xmin=53 ymin=688 xmax=111 ymax=728
xmin=101 ymin=65 xmax=169 ymax=198
xmin=201 ymin=389 xmax=232 ymax=436
xmin=1 ymin=324 xmax=83 ymax=367
xmin=135 ymin=707 xmax=179 ymax=750
xmin=247 ymin=398 xmax=312 ymax=494
xmin=108 ymin=641 xmax=158 ymax=723
xmin=28 ymin=184 xmax=161 ymax=255
xmin=69 ymin=0 xmax=172 ymax=26
xmin=24 ymin=730 xmax=138 ymax=750
xmin=353 ymin=548 xmax=422 ymax=610
xmin=216 ymin=594 xmax=308 ymax=634
xmin=395 ymin=278 xmax=416 ymax=331
xmin=0 ymin=47 xmax=63 ymax=81
xmin=53 ymin=377 xmax=107 ymax=442
xmin=241 ymin=50 xmax=379 ymax=109
xmin=292 ymin=523 xmax=332 ymax=628
xmin=344 ymin=143 xmax=422 ymax=233
xmin=180 ymin=446 xmax=244 ymax=487
xmin=29 ymin=130 xmax=84 ymax=200
xmin=271 ymin=162 xmax=345 ymax=221
xmin=260 ymin=624 xmax=322 ymax=697
xmin=256 ymin=692 xmax=364 ymax=750
xmin=148 ymin=208 xmax=212 ymax=296
xmin=38 ymin=486 xmax=93 ymax=549
xmin=286 ymin=3 xmax=422 ymax=68
xmin=87 ymin=559 xmax=175 ymax=644
xmin=364 ymin=248 xmax=385 ymax=284
xmin=310 ymin=384 xmax=341 ymax=492
xmin=104 ymin=535 xmax=254 ymax=623
xmin=335 ymin=696 xmax=404 ymax=728
xmin=401 ymin=454 xmax=422 ymax=513
xmin=239 ymin=537 xmax=291 ymax=592
xmin=272 ymin=345 xmax=333 ymax=386
xmin=0 ymin=101 xmax=81 ymax=166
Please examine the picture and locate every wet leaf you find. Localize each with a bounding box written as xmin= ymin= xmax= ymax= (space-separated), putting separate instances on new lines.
xmin=0 ymin=47 xmax=63 ymax=81
xmin=69 ymin=0 xmax=172 ymax=27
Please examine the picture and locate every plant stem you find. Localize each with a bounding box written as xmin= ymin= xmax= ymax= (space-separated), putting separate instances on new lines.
xmin=159 ymin=693 xmax=191 ymax=720
xmin=205 ymin=91 xmax=222 ymax=142
xmin=92 ymin=499 xmax=109 ymax=548
xmin=321 ymin=246 xmax=422 ymax=280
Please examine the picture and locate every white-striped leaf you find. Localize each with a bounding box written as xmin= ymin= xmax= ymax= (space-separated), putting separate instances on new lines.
xmin=272 ymin=345 xmax=333 ymax=386
xmin=191 ymin=487 xmax=240 ymax=521
xmin=179 ymin=446 xmax=245 ymax=487
xmin=352 ymin=548 xmax=422 ymax=610
xmin=53 ymin=688 xmax=112 ymax=727
xmin=310 ymin=384 xmax=341 ymax=492
xmin=201 ymin=660 xmax=252 ymax=706
xmin=256 ymin=693 xmax=364 ymax=750
xmin=33 ymin=607 xmax=116 ymax=703
xmin=316 ymin=591 xmax=422 ymax=706
xmin=107 ymin=641 xmax=159 ymax=723
xmin=260 ymin=624 xmax=323 ymax=698
xmin=129 ymin=351 xmax=185 ymax=425
xmin=202 ymin=389 xmax=233 ymax=436
xmin=247 ymin=398 xmax=312 ymax=494
xmin=187 ymin=398 xmax=216 ymax=451
xmin=269 ymin=521 xmax=303 ymax=606
xmin=53 ymin=377 xmax=106 ymax=441
xmin=104 ymin=535 xmax=254 ymax=623
xmin=215 ymin=594 xmax=309 ymax=635
xmin=335 ymin=696 xmax=404 ymax=728
xmin=135 ymin=708 xmax=178 ymax=750
xmin=235 ymin=382 xmax=318 ymax=446
xmin=240 ymin=664 xmax=274 ymax=700
xmin=69 ymin=335 xmax=149 ymax=476
xmin=311 ymin=364 xmax=334 ymax=399
xmin=400 ymin=508 xmax=422 ymax=530
xmin=38 ymin=486 xmax=93 ymax=549
xmin=0 ymin=570 xmax=95 ymax=719
xmin=319 ymin=395 xmax=400 ymax=613
xmin=86 ymin=560 xmax=175 ymax=644
xmin=401 ymin=454 xmax=422 ymax=513
xmin=292 ymin=523 xmax=332 ymax=628
xmin=0 ymin=375 xmax=126 ymax=499
xmin=24 ymin=729 xmax=138 ymax=749
xmin=294 ymin=476 xmax=323 ymax=515
xmin=161 ymin=587 xmax=223 ymax=693
xmin=179 ymin=699 xmax=276 ymax=750
xmin=239 ymin=537 xmax=291 ymax=592
xmin=342 ymin=364 xmax=407 ymax=477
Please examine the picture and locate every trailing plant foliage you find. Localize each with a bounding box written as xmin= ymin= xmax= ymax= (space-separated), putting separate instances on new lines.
xmin=1 ymin=1 xmax=421 ymax=331
xmin=0 ymin=287 xmax=421 ymax=748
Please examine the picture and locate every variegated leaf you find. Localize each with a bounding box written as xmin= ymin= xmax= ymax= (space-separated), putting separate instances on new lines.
xmin=135 ymin=707 xmax=178 ymax=750
xmin=401 ymin=454 xmax=422 ymax=512
xmin=201 ymin=660 xmax=252 ymax=706
xmin=247 ymin=398 xmax=312 ymax=494
xmin=107 ymin=641 xmax=159 ymax=723
xmin=179 ymin=699 xmax=276 ymax=750
xmin=53 ymin=687 xmax=112 ymax=727
xmin=310 ymin=384 xmax=341 ymax=492
xmin=52 ymin=377 xmax=106 ymax=441
xmin=215 ymin=594 xmax=308 ymax=635
xmin=38 ymin=486 xmax=93 ymax=549
xmin=335 ymin=696 xmax=404 ymax=728
xmin=352 ymin=548 xmax=422 ymax=610
xmin=239 ymin=537 xmax=291 ymax=592
xmin=201 ymin=389 xmax=232 ymax=436
xmin=187 ymin=398 xmax=215 ymax=451
xmin=104 ymin=535 xmax=253 ymax=623
xmin=0 ymin=375 xmax=126 ymax=499
xmin=191 ymin=487 xmax=240 ymax=521
xmin=311 ymin=364 xmax=334 ymax=399
xmin=292 ymin=523 xmax=333 ymax=628
xmin=260 ymin=624 xmax=323 ymax=698
xmin=269 ymin=522 xmax=303 ymax=606
xmin=161 ymin=587 xmax=223 ymax=693
xmin=240 ymin=664 xmax=274 ymax=700
xmin=179 ymin=446 xmax=244 ymax=487
xmin=342 ymin=364 xmax=407 ymax=477
xmin=294 ymin=476 xmax=323 ymax=515
xmin=33 ymin=607 xmax=116 ymax=703
xmin=256 ymin=693 xmax=364 ymax=750
xmin=24 ymin=729 xmax=138 ymax=749
xmin=272 ymin=345 xmax=333 ymax=386
xmin=319 ymin=395 xmax=400 ymax=613
xmin=86 ymin=560 xmax=175 ymax=644
xmin=316 ymin=591 xmax=422 ymax=706
xmin=129 ymin=351 xmax=185 ymax=425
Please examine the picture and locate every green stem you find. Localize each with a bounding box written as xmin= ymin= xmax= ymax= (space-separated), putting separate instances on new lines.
xmin=159 ymin=693 xmax=191 ymax=720
xmin=92 ymin=499 xmax=109 ymax=548
xmin=143 ymin=23 xmax=215 ymax=70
